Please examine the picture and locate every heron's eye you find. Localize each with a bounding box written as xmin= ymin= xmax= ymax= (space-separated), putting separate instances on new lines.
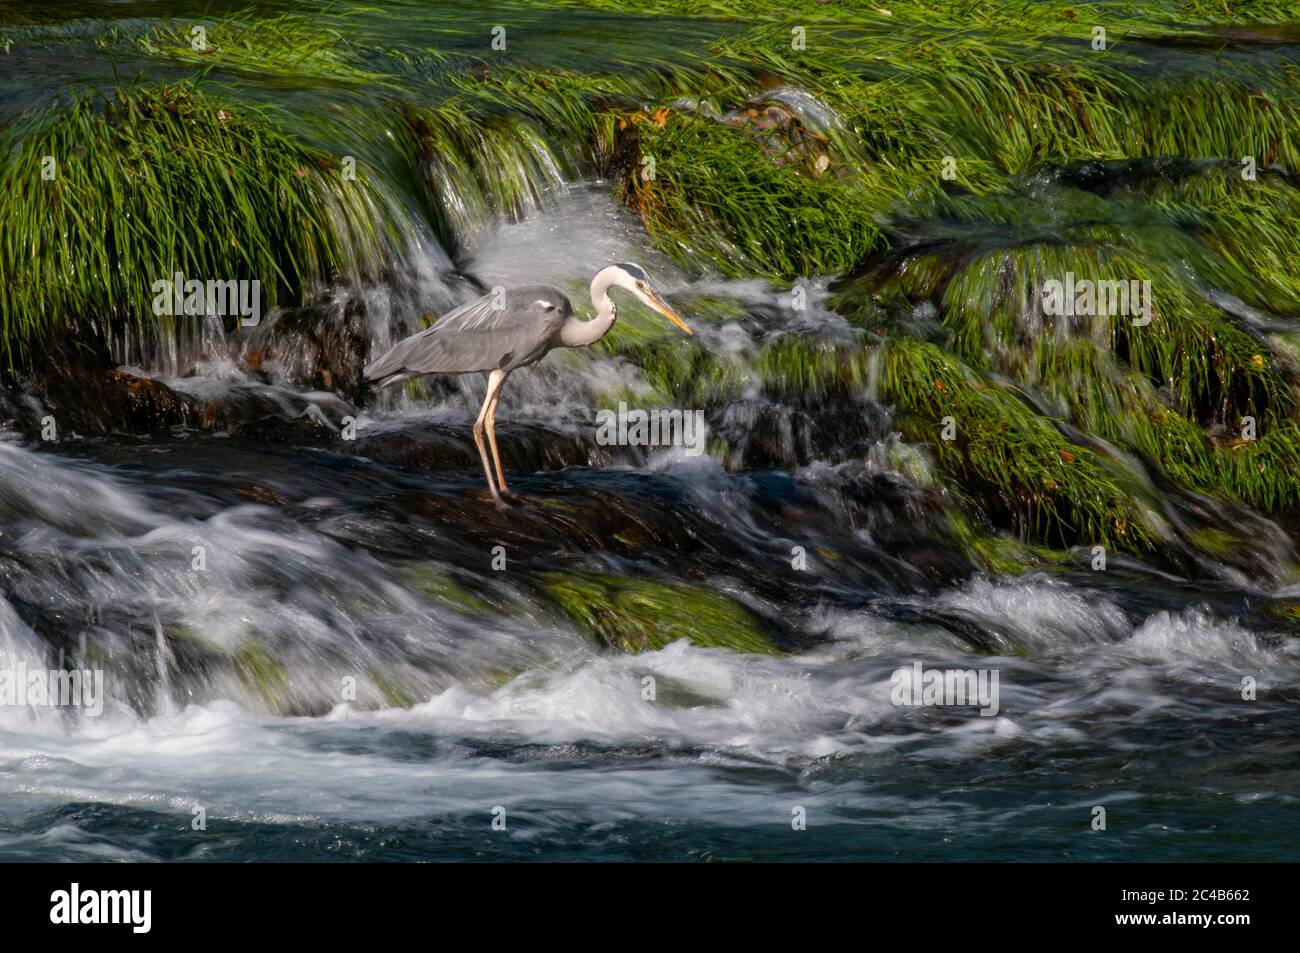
xmin=635 ymin=281 xmax=645 ymax=291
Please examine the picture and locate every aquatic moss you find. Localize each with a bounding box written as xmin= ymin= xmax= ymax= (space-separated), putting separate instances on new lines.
xmin=945 ymin=508 xmax=1067 ymax=575
xmin=398 ymin=562 xmax=496 ymax=616
xmin=232 ymin=641 xmax=289 ymax=711
xmin=538 ymin=570 xmax=779 ymax=654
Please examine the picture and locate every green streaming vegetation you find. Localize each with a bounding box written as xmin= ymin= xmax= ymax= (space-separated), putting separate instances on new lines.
xmin=0 ymin=83 xmax=387 ymax=363
xmin=881 ymin=337 xmax=1159 ymax=550
xmin=1 ymin=0 xmax=1298 ymax=578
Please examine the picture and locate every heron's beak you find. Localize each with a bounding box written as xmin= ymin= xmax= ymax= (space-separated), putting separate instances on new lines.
xmin=644 ymin=289 xmax=693 ymax=336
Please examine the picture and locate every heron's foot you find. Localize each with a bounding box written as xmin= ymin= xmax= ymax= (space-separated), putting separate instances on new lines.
xmin=500 ymin=489 xmax=525 ymax=504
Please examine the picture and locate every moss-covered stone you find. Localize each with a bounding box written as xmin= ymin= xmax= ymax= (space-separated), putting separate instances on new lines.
xmin=1263 ymin=601 xmax=1300 ymax=630
xmin=367 ymin=668 xmax=420 ymax=710
xmin=398 ymin=563 xmax=496 ymax=616
xmin=537 ymin=571 xmax=779 ymax=654
xmin=232 ymin=641 xmax=289 ymax=711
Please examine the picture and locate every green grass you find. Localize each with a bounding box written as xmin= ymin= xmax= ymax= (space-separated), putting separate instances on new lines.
xmin=622 ymin=108 xmax=897 ymax=279
xmin=124 ymin=10 xmax=387 ymax=86
xmin=881 ymin=338 xmax=1158 ymax=549
xmin=0 ymin=82 xmax=386 ymax=364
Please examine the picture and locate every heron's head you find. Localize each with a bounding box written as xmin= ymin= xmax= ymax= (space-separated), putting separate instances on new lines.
xmin=607 ymin=262 xmax=692 ymax=336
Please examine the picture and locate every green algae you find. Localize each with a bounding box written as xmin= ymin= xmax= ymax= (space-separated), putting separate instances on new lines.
xmin=538 ymin=570 xmax=780 ymax=654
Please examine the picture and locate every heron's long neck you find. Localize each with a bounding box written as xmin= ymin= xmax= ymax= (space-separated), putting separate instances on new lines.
xmin=559 ymin=271 xmax=619 ymax=347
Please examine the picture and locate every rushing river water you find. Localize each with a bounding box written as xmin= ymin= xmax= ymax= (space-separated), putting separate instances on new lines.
xmin=1 ymin=184 xmax=1296 ymax=862
xmin=2 ymin=1 xmax=1299 ymax=863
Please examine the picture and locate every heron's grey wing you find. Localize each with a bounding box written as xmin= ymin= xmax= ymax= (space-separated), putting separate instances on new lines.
xmin=363 ymin=293 xmax=500 ymax=381
xmin=364 ymin=288 xmax=567 ymax=383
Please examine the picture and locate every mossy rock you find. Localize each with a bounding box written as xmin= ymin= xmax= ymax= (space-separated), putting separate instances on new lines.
xmin=232 ymin=641 xmax=289 ymax=711
xmin=1262 ymin=601 xmax=1300 ymax=631
xmin=537 ymin=571 xmax=779 ymax=655
xmin=398 ymin=562 xmax=496 ymax=616
xmin=1187 ymin=527 xmax=1240 ymax=560
xmin=367 ymin=668 xmax=420 ymax=709
xmin=947 ymin=510 xmax=1063 ymax=575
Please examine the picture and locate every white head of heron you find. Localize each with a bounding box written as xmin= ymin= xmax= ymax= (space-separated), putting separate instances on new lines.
xmin=605 ymin=262 xmax=693 ymax=335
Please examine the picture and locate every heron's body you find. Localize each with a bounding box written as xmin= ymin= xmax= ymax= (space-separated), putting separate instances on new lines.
xmin=363 ymin=286 xmax=574 ymax=385
xmin=363 ymin=264 xmax=691 ymax=505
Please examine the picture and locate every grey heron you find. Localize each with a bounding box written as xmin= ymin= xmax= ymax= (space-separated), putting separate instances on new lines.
xmin=363 ymin=262 xmax=692 ymax=505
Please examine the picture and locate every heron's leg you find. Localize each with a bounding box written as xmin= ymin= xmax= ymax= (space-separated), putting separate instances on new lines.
xmin=485 ymin=370 xmax=511 ymax=494
xmin=472 ymin=370 xmax=507 ymax=503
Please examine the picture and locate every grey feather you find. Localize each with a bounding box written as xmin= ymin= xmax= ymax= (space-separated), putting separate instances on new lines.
xmin=364 ymin=286 xmax=572 ymax=385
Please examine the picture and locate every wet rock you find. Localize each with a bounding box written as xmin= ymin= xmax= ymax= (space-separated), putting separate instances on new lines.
xmin=334 ymin=452 xmax=975 ymax=609
xmin=717 ymin=394 xmax=891 ymax=468
xmin=1161 ymin=490 xmax=1298 ymax=586
xmin=1 ymin=329 xmax=358 ymax=441
xmin=694 ymin=86 xmax=841 ymax=175
xmin=232 ymin=294 xmax=373 ymax=403
xmin=345 ymin=420 xmax=627 ymax=474
xmin=3 ymin=345 xmax=202 ymax=439
xmin=537 ymin=570 xmax=781 ymax=654
xmin=720 ymin=105 xmax=830 ymax=173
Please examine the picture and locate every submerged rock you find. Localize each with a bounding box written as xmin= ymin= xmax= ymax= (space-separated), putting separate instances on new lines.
xmin=537 ymin=570 xmax=780 ymax=655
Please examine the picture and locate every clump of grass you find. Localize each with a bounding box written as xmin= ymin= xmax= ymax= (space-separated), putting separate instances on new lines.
xmin=398 ymin=100 xmax=576 ymax=252
xmin=868 ymin=210 xmax=1300 ymax=518
xmin=881 ymin=338 xmax=1157 ymax=549
xmin=0 ymin=83 xmax=385 ymax=366
xmin=393 ymin=61 xmax=743 ymax=251
xmin=754 ymin=336 xmax=875 ymax=399
xmin=1136 ymin=172 xmax=1300 ymax=318
xmin=916 ymin=218 xmax=1300 ymax=507
xmin=621 ymin=108 xmax=896 ymax=279
xmin=948 ymin=243 xmax=1290 ymax=418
